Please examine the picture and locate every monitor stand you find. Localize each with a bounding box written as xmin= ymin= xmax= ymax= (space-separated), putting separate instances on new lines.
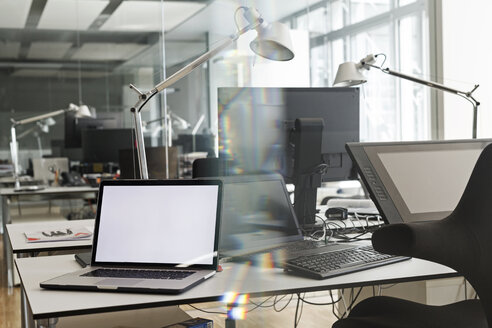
xmin=292 ymin=118 xmax=324 ymax=228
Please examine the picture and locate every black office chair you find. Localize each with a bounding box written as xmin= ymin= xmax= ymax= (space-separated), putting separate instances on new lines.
xmin=333 ymin=143 xmax=492 ymax=328
xmin=192 ymin=157 xmax=227 ymax=178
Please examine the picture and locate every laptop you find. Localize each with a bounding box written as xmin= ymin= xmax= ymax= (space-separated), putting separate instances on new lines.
xmin=201 ymin=174 xmax=354 ymax=263
xmin=345 ymin=139 xmax=492 ymax=224
xmin=40 ymin=179 xmax=222 ymax=294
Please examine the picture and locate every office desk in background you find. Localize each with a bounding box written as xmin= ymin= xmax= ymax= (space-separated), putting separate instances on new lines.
xmin=15 ymin=250 xmax=457 ymax=328
xmin=1 ymin=186 xmax=98 ymax=288
xmin=6 ymin=219 xmax=94 ymax=254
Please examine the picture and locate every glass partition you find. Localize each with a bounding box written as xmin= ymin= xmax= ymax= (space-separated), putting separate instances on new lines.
xmin=0 ymin=0 xmax=432 ymax=181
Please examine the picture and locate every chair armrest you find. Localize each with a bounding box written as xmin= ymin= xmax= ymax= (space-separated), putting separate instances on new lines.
xmin=371 ymin=219 xmax=477 ymax=270
xmin=371 ymin=223 xmax=417 ymax=257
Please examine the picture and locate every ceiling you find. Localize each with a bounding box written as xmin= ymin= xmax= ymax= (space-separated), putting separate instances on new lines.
xmin=0 ymin=0 xmax=209 ymax=76
xmin=0 ymin=0 xmax=309 ymax=77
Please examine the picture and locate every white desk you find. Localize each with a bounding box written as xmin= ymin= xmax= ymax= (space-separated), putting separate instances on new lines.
xmin=6 ymin=219 xmax=94 ymax=254
xmin=16 ymin=253 xmax=457 ymax=327
xmin=1 ymin=186 xmax=98 ymax=288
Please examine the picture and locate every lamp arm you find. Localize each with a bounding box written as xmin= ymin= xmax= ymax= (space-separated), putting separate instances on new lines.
xmin=129 ymin=25 xmax=254 ymax=113
xmin=128 ymin=22 xmax=259 ymax=179
xmin=373 ymin=65 xmax=480 ymax=138
xmin=11 ymin=108 xmax=68 ymax=126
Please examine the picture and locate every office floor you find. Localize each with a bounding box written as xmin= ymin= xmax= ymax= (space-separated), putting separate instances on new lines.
xmin=0 ymin=234 xmax=21 ymax=328
xmin=0 ymin=203 xmax=339 ymax=327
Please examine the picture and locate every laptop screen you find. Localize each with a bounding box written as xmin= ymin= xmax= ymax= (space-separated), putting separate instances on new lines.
xmin=92 ymin=181 xmax=220 ymax=267
xmin=216 ymin=174 xmax=302 ymax=256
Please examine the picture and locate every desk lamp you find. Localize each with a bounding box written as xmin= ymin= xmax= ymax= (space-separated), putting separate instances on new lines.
xmin=10 ymin=103 xmax=92 ymax=191
xmin=15 ymin=117 xmax=57 ymax=159
xmin=334 ymin=54 xmax=480 ymax=138
xmin=129 ymin=6 xmax=295 ymax=179
xmin=143 ymin=111 xmax=191 ymax=142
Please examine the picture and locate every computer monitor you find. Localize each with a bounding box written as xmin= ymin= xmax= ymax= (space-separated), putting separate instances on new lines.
xmin=174 ymin=134 xmax=215 ymax=156
xmin=217 ymin=87 xmax=360 ymax=182
xmin=218 ymin=87 xmax=360 ymax=226
xmin=64 ymin=112 xmax=120 ymax=148
xmin=346 ymin=139 xmax=492 ymax=224
xmin=81 ymin=129 xmax=134 ymax=163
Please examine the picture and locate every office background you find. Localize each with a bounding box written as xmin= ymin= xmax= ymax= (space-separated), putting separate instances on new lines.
xmin=1 ymin=0 xmax=491 ymax=172
xmin=1 ymin=0 xmax=491 ymax=326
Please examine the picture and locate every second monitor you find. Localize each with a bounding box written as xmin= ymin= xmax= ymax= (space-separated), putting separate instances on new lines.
xmin=217 ymin=87 xmax=360 ymax=182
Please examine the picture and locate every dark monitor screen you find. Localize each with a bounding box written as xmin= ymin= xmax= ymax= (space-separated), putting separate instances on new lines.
xmin=64 ymin=112 xmax=120 ymax=148
xmin=218 ymin=87 xmax=360 ymax=182
xmin=82 ymin=129 xmax=134 ymax=163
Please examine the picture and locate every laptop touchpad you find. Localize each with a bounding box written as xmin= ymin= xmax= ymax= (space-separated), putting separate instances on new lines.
xmin=97 ymin=279 xmax=143 ymax=286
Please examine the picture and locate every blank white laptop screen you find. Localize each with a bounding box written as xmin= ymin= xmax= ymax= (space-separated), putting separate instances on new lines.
xmin=95 ymin=185 xmax=219 ymax=265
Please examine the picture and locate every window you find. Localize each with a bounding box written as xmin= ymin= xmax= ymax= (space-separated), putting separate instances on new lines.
xmin=286 ymin=0 xmax=431 ymax=141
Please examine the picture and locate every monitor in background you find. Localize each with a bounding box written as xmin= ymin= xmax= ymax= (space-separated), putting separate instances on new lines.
xmin=218 ymin=87 xmax=360 ymax=226
xmin=119 ymin=146 xmax=179 ymax=179
xmin=174 ymin=134 xmax=215 ymax=156
xmin=64 ymin=112 xmax=120 ymax=148
xmin=346 ymin=139 xmax=492 ymax=224
xmin=217 ymin=87 xmax=360 ymax=182
xmin=82 ymin=129 xmax=134 ymax=163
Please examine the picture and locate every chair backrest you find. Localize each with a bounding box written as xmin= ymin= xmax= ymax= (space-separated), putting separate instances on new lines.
xmin=192 ymin=157 xmax=227 ymax=178
xmin=372 ymin=143 xmax=492 ymax=326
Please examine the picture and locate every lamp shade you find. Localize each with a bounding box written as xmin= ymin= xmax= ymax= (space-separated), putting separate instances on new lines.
xmin=333 ymin=62 xmax=367 ymax=87
xmin=44 ymin=117 xmax=56 ymax=126
xmin=250 ymin=22 xmax=294 ymax=61
xmin=37 ymin=118 xmax=56 ymax=133
xmin=74 ymin=104 xmax=93 ymax=118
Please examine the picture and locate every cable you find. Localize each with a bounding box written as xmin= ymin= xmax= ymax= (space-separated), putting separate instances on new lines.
xmin=297 ymin=292 xmax=342 ymax=306
xmin=248 ymin=296 xmax=275 ymax=309
xmin=331 ymin=289 xmax=341 ymax=320
xmin=186 ymin=304 xmax=226 ymax=315
xmin=246 ymin=296 xmax=275 ymax=313
xmin=294 ymin=293 xmax=304 ymax=328
xmin=273 ymin=294 xmax=294 ymax=312
xmin=342 ymin=287 xmax=363 ymax=318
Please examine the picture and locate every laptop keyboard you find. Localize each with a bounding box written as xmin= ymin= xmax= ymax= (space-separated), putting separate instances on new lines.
xmin=81 ymin=269 xmax=195 ymax=280
xmin=284 ymin=245 xmax=410 ymax=279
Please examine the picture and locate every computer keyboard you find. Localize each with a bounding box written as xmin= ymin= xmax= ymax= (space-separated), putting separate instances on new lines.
xmin=81 ymin=268 xmax=195 ymax=280
xmin=284 ymin=245 xmax=410 ymax=279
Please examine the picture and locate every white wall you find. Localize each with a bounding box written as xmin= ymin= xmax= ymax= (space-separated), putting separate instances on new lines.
xmin=441 ymin=1 xmax=492 ymax=139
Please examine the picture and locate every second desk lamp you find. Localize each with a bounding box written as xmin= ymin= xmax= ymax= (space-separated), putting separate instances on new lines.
xmin=334 ymin=54 xmax=480 ymax=138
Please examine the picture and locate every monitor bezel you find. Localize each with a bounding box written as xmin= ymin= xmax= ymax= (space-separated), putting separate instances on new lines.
xmin=91 ymin=179 xmax=222 ymax=270
xmin=346 ymin=139 xmax=492 ymax=224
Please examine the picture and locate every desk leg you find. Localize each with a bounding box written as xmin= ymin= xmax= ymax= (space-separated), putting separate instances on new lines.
xmin=0 ymin=195 xmax=4 ymax=235
xmin=20 ymin=282 xmax=35 ymax=328
xmin=36 ymin=318 xmax=58 ymax=328
xmin=2 ymin=196 xmax=14 ymax=289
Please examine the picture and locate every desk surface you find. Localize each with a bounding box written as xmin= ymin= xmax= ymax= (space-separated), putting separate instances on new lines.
xmin=1 ymin=186 xmax=98 ymax=196
xmin=7 ymin=219 xmax=94 ymax=253
xmin=16 ymin=253 xmax=457 ymax=320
